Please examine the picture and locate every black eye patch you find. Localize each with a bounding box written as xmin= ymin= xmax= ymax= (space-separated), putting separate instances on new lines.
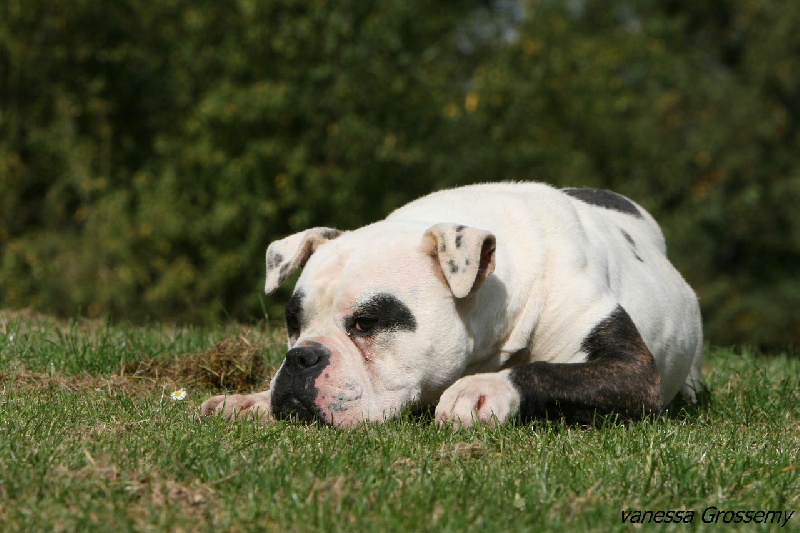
xmin=346 ymin=293 xmax=417 ymax=336
xmin=285 ymin=290 xmax=305 ymax=338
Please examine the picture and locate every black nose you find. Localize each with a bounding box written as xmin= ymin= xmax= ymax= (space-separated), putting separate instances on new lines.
xmin=285 ymin=345 xmax=323 ymax=371
xmin=271 ymin=342 xmax=331 ymax=422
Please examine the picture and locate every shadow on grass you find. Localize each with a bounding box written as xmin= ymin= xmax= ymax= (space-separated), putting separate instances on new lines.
xmin=662 ymin=383 xmax=713 ymax=421
xmin=406 ymin=394 xmax=715 ymax=433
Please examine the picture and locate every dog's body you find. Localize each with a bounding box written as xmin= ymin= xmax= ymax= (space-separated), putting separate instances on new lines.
xmin=201 ymin=183 xmax=703 ymax=427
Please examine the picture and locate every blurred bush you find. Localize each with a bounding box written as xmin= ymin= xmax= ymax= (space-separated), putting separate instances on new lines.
xmin=1 ymin=0 xmax=798 ymax=349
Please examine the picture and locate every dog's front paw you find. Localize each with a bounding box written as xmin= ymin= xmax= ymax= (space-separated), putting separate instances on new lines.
xmin=200 ymin=391 xmax=274 ymax=422
xmin=435 ymin=372 xmax=521 ymax=429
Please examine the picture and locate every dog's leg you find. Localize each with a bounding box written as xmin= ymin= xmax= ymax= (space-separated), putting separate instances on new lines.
xmin=200 ymin=391 xmax=274 ymax=422
xmin=680 ymin=342 xmax=704 ymax=403
xmin=435 ymin=305 xmax=663 ymax=427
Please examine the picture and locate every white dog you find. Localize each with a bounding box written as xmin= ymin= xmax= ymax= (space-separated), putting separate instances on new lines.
xmin=201 ymin=182 xmax=703 ymax=428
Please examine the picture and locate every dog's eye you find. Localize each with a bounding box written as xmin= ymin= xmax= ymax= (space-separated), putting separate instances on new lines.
xmin=352 ymin=316 xmax=378 ymax=335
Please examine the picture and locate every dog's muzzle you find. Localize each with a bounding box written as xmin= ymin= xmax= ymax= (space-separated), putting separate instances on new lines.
xmin=271 ymin=342 xmax=331 ymax=422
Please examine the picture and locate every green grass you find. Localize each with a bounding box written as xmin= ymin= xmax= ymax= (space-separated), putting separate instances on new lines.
xmin=1 ymin=312 xmax=798 ymax=532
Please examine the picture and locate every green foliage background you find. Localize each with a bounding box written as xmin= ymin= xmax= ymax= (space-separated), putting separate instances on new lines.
xmin=1 ymin=0 xmax=799 ymax=348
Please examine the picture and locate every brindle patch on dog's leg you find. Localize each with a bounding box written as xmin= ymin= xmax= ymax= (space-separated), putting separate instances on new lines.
xmin=509 ymin=305 xmax=662 ymax=425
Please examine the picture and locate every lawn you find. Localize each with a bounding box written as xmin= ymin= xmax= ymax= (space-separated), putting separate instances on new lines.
xmin=0 ymin=310 xmax=798 ymax=532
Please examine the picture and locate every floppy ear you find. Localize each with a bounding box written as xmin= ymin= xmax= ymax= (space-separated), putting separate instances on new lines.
xmin=264 ymin=227 xmax=342 ymax=294
xmin=421 ymin=223 xmax=496 ymax=299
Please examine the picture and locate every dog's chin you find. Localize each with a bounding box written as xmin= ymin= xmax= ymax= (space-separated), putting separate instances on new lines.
xmin=281 ymin=379 xmax=420 ymax=427
xmin=316 ymin=400 xmax=410 ymax=428
xmin=325 ymin=414 xmax=368 ymax=429
xmin=273 ymin=395 xmax=324 ymax=423
xmin=273 ymin=401 xmax=370 ymax=428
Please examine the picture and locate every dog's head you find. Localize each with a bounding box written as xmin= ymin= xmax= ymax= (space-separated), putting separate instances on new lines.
xmin=264 ymin=221 xmax=496 ymax=427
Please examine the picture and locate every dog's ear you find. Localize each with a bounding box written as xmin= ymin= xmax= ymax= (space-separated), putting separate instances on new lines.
xmin=264 ymin=227 xmax=342 ymax=294
xmin=421 ymin=223 xmax=496 ymax=299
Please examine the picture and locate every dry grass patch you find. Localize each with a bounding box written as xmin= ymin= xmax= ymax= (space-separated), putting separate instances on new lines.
xmin=123 ymin=331 xmax=279 ymax=392
xmin=1 ymin=311 xmax=284 ymax=394
xmin=49 ymin=458 xmax=218 ymax=531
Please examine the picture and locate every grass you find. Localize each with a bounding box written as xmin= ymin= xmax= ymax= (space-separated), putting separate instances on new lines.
xmin=0 ymin=311 xmax=798 ymax=532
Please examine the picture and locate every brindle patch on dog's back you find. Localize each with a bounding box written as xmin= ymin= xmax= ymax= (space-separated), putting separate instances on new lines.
xmin=563 ymin=188 xmax=642 ymax=218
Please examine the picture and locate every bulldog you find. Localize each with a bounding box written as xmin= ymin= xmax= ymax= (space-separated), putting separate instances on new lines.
xmin=201 ymin=182 xmax=703 ymax=428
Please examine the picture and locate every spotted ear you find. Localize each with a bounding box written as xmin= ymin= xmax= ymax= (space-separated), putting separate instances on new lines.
xmin=421 ymin=223 xmax=496 ymax=299
xmin=264 ymin=227 xmax=342 ymax=294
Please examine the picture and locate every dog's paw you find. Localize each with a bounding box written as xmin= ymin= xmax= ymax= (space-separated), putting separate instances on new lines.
xmin=435 ymin=372 xmax=521 ymax=429
xmin=199 ymin=391 xmax=274 ymax=422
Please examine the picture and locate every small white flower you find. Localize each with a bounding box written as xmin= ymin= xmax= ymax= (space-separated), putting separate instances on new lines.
xmin=170 ymin=389 xmax=187 ymax=401
xmin=8 ymin=334 xmax=14 ymax=342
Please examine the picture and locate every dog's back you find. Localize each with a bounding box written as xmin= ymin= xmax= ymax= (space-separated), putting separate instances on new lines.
xmin=391 ymin=182 xmax=703 ymax=404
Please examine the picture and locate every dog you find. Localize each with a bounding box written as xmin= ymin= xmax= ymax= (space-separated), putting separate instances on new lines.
xmin=201 ymin=182 xmax=703 ymax=428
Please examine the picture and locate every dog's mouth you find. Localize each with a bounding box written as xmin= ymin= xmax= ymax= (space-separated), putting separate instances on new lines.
xmin=272 ymin=395 xmax=322 ymax=423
